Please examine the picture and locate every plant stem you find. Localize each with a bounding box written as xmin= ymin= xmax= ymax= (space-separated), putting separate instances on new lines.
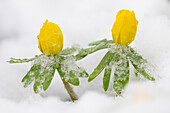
xmin=59 ymin=74 xmax=78 ymax=101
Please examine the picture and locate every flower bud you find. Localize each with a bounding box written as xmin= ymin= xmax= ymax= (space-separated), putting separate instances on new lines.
xmin=37 ymin=19 xmax=63 ymax=55
xmin=111 ymin=9 xmax=138 ymax=46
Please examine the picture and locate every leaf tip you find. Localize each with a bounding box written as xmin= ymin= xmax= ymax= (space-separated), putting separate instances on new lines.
xmin=151 ymin=77 xmax=156 ymax=81
xmin=88 ymin=78 xmax=92 ymax=82
xmin=103 ymin=87 xmax=108 ymax=92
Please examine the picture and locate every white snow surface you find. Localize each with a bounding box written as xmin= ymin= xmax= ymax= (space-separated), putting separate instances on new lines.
xmin=1 ymin=0 xmax=170 ymax=113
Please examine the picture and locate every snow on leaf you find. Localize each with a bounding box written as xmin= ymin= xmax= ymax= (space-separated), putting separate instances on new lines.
xmin=113 ymin=56 xmax=129 ymax=94
xmin=56 ymin=63 xmax=79 ymax=86
xmin=59 ymin=44 xmax=80 ymax=56
xmin=129 ymin=48 xmax=155 ymax=81
xmin=7 ymin=55 xmax=42 ymax=64
xmin=22 ymin=64 xmax=41 ymax=88
xmin=22 ymin=55 xmax=56 ymax=93
xmin=56 ymin=55 xmax=88 ymax=86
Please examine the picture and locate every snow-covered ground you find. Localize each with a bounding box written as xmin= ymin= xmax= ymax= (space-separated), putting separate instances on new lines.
xmin=0 ymin=0 xmax=170 ymax=113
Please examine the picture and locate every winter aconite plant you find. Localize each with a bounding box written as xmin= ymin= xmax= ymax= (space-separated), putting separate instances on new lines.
xmin=7 ymin=9 xmax=156 ymax=100
xmin=7 ymin=20 xmax=90 ymax=101
xmin=85 ymin=9 xmax=155 ymax=94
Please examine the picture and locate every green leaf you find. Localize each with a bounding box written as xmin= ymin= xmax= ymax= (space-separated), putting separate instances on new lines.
xmin=22 ymin=64 xmax=42 ymax=88
xmin=56 ymin=55 xmax=89 ymax=86
xmin=8 ymin=57 xmax=35 ymax=64
xmin=134 ymin=69 xmax=138 ymax=77
xmin=7 ymin=55 xmax=42 ymax=64
xmin=129 ymin=48 xmax=155 ymax=81
xmin=33 ymin=81 xmax=42 ymax=94
xmin=67 ymin=71 xmax=80 ymax=86
xmin=22 ymin=57 xmax=56 ymax=94
xmin=72 ymin=66 xmax=89 ymax=78
xmin=56 ymin=64 xmax=80 ymax=86
xmin=88 ymin=51 xmax=115 ymax=82
xmin=42 ymin=64 xmax=56 ymax=91
xmin=59 ymin=46 xmax=80 ymax=55
xmin=88 ymin=39 xmax=107 ymax=46
xmin=128 ymin=47 xmax=147 ymax=64
xmin=79 ymin=69 xmax=89 ymax=78
xmin=113 ymin=58 xmax=129 ymax=94
xmin=103 ymin=65 xmax=112 ymax=91
xmin=75 ymin=40 xmax=114 ymax=60
xmin=131 ymin=61 xmax=155 ymax=81
xmin=33 ymin=63 xmax=56 ymax=93
xmin=56 ymin=63 xmax=65 ymax=77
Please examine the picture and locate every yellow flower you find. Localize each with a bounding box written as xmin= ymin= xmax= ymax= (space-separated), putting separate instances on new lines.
xmin=111 ymin=9 xmax=138 ymax=46
xmin=37 ymin=19 xmax=63 ymax=55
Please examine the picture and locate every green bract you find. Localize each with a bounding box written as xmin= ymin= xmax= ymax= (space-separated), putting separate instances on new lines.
xmin=8 ymin=39 xmax=156 ymax=99
xmin=8 ymin=45 xmax=88 ymax=94
xmin=7 ymin=40 xmax=114 ymax=101
xmin=86 ymin=39 xmax=155 ymax=94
